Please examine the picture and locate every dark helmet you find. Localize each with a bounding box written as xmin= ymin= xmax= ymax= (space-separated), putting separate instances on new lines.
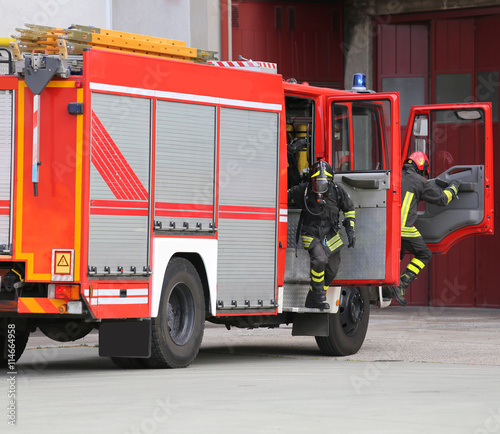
xmin=310 ymin=160 xmax=334 ymax=194
xmin=406 ymin=151 xmax=430 ymax=177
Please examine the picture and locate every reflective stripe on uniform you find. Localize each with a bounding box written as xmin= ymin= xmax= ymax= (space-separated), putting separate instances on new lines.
xmin=444 ymin=189 xmax=453 ymax=204
xmin=326 ymin=233 xmax=343 ymax=251
xmin=302 ymin=235 xmax=313 ymax=248
xmin=408 ymin=257 xmax=426 ymax=275
xmin=311 ymin=269 xmax=324 ymax=282
xmin=401 ymin=191 xmax=414 ymax=227
xmin=401 ymin=226 xmax=421 ymax=238
xmin=344 ymin=211 xmax=355 ymax=219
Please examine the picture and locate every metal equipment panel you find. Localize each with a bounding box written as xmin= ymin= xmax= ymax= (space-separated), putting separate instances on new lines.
xmin=217 ymin=218 xmax=277 ymax=308
xmin=0 ymin=90 xmax=13 ymax=253
xmin=89 ymin=93 xmax=151 ymax=276
xmin=219 ymin=108 xmax=279 ymax=207
xmin=155 ymin=100 xmax=216 ymax=232
xmin=217 ymin=108 xmax=279 ymax=310
xmin=88 ymin=215 xmax=149 ymax=273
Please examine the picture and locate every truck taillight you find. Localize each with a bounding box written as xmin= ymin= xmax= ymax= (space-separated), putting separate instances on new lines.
xmin=48 ymin=284 xmax=80 ymax=301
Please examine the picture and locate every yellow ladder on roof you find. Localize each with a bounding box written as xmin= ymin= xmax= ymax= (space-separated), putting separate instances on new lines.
xmin=11 ymin=23 xmax=217 ymax=63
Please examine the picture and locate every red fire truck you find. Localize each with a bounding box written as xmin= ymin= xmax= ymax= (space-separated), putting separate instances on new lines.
xmin=0 ymin=36 xmax=494 ymax=368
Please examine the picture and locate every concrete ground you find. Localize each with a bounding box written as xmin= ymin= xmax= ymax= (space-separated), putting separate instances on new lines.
xmin=8 ymin=306 xmax=499 ymax=434
xmin=25 ymin=306 xmax=500 ymax=366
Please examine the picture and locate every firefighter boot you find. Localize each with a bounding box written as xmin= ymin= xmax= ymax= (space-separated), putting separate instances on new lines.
xmin=381 ymin=286 xmax=393 ymax=301
xmin=400 ymin=271 xmax=417 ymax=293
xmin=391 ymin=270 xmax=417 ymax=307
xmin=390 ymin=285 xmax=407 ymax=307
xmin=305 ymin=288 xmax=330 ymax=310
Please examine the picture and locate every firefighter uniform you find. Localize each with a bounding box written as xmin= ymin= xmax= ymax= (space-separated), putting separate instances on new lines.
xmin=392 ymin=159 xmax=460 ymax=305
xmin=288 ymin=163 xmax=355 ymax=309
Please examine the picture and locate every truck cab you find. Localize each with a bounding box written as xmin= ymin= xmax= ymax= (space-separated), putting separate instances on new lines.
xmin=282 ymin=77 xmax=493 ymax=354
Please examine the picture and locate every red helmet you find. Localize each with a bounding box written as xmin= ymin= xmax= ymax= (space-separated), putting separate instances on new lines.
xmin=406 ymin=151 xmax=430 ymax=177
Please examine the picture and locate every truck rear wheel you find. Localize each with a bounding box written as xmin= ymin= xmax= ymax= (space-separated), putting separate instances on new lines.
xmin=315 ymin=286 xmax=370 ymax=356
xmin=144 ymin=257 xmax=205 ymax=369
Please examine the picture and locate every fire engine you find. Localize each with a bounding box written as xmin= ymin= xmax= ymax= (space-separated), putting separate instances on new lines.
xmin=0 ymin=25 xmax=494 ymax=368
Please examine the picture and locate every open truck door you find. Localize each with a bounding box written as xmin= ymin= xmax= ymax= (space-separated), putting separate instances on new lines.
xmin=326 ymin=93 xmax=401 ymax=286
xmin=402 ymin=103 xmax=494 ymax=253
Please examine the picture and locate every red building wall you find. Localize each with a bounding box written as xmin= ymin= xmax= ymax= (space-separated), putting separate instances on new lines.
xmin=376 ymin=9 xmax=500 ymax=307
xmin=231 ymin=0 xmax=344 ymax=88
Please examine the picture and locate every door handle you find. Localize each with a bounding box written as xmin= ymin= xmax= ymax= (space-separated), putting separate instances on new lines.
xmin=341 ymin=176 xmax=380 ymax=190
xmin=435 ymin=178 xmax=475 ymax=192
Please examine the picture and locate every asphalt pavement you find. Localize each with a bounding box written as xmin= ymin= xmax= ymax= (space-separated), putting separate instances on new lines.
xmin=4 ymin=306 xmax=500 ymax=434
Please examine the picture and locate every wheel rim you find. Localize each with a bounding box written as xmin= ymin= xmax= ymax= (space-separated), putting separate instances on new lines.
xmin=167 ymin=282 xmax=195 ymax=346
xmin=339 ymin=287 xmax=365 ymax=337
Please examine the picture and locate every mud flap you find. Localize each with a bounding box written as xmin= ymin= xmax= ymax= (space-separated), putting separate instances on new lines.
xmin=292 ymin=313 xmax=329 ymax=336
xmin=99 ymin=320 xmax=151 ymax=358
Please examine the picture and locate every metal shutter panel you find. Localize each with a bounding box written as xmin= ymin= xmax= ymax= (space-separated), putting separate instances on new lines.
xmin=89 ymin=93 xmax=151 ymax=275
xmin=155 ymin=101 xmax=216 ymax=230
xmin=217 ymin=108 xmax=279 ymax=309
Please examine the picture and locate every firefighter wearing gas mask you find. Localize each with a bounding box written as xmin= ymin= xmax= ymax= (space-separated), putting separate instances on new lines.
xmin=385 ymin=151 xmax=461 ymax=306
xmin=288 ymin=160 xmax=355 ymax=309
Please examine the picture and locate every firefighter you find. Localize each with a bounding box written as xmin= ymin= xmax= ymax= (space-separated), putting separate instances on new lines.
xmin=386 ymin=151 xmax=461 ymax=306
xmin=288 ymin=160 xmax=356 ymax=309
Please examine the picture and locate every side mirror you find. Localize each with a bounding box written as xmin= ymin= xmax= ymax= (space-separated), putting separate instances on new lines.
xmin=412 ymin=115 xmax=428 ymax=136
xmin=455 ymin=110 xmax=482 ymax=121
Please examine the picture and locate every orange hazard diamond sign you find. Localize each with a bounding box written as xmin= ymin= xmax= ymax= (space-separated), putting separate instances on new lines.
xmin=54 ymin=251 xmax=72 ymax=275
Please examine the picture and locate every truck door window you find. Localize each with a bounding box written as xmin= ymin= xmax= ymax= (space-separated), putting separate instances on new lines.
xmin=332 ymin=100 xmax=391 ymax=171
xmin=408 ymin=115 xmax=429 ymax=155
xmin=407 ymin=109 xmax=486 ymax=177
xmin=333 ymin=104 xmax=350 ymax=171
xmin=430 ymin=108 xmax=485 ymax=177
xmin=285 ymin=96 xmax=315 ymax=187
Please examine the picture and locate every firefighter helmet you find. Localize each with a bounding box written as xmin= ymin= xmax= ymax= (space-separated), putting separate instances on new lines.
xmin=310 ymin=160 xmax=334 ymax=194
xmin=406 ymin=151 xmax=430 ymax=177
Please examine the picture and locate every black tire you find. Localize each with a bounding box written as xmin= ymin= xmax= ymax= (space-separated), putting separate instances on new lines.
xmin=315 ymin=286 xmax=370 ymax=356
xmin=39 ymin=321 xmax=93 ymax=342
xmin=144 ymin=257 xmax=205 ymax=369
xmin=111 ymin=357 xmax=147 ymax=369
xmin=0 ymin=327 xmax=30 ymax=368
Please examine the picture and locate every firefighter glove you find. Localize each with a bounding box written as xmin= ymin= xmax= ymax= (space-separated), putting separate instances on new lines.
xmin=445 ymin=179 xmax=461 ymax=201
xmin=343 ymin=217 xmax=355 ymax=248
xmin=347 ymin=230 xmax=356 ymax=248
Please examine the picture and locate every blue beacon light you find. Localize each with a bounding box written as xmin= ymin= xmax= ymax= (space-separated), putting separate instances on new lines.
xmin=352 ymin=73 xmax=367 ymax=91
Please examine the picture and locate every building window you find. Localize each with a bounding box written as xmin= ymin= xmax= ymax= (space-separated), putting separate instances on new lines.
xmin=288 ymin=6 xmax=296 ymax=31
xmin=435 ymin=73 xmax=472 ymax=105
xmin=231 ymin=5 xmax=239 ymax=28
xmin=477 ymin=70 xmax=498 ymax=122
xmin=382 ymin=77 xmax=425 ymax=125
xmin=275 ymin=6 xmax=283 ymax=30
